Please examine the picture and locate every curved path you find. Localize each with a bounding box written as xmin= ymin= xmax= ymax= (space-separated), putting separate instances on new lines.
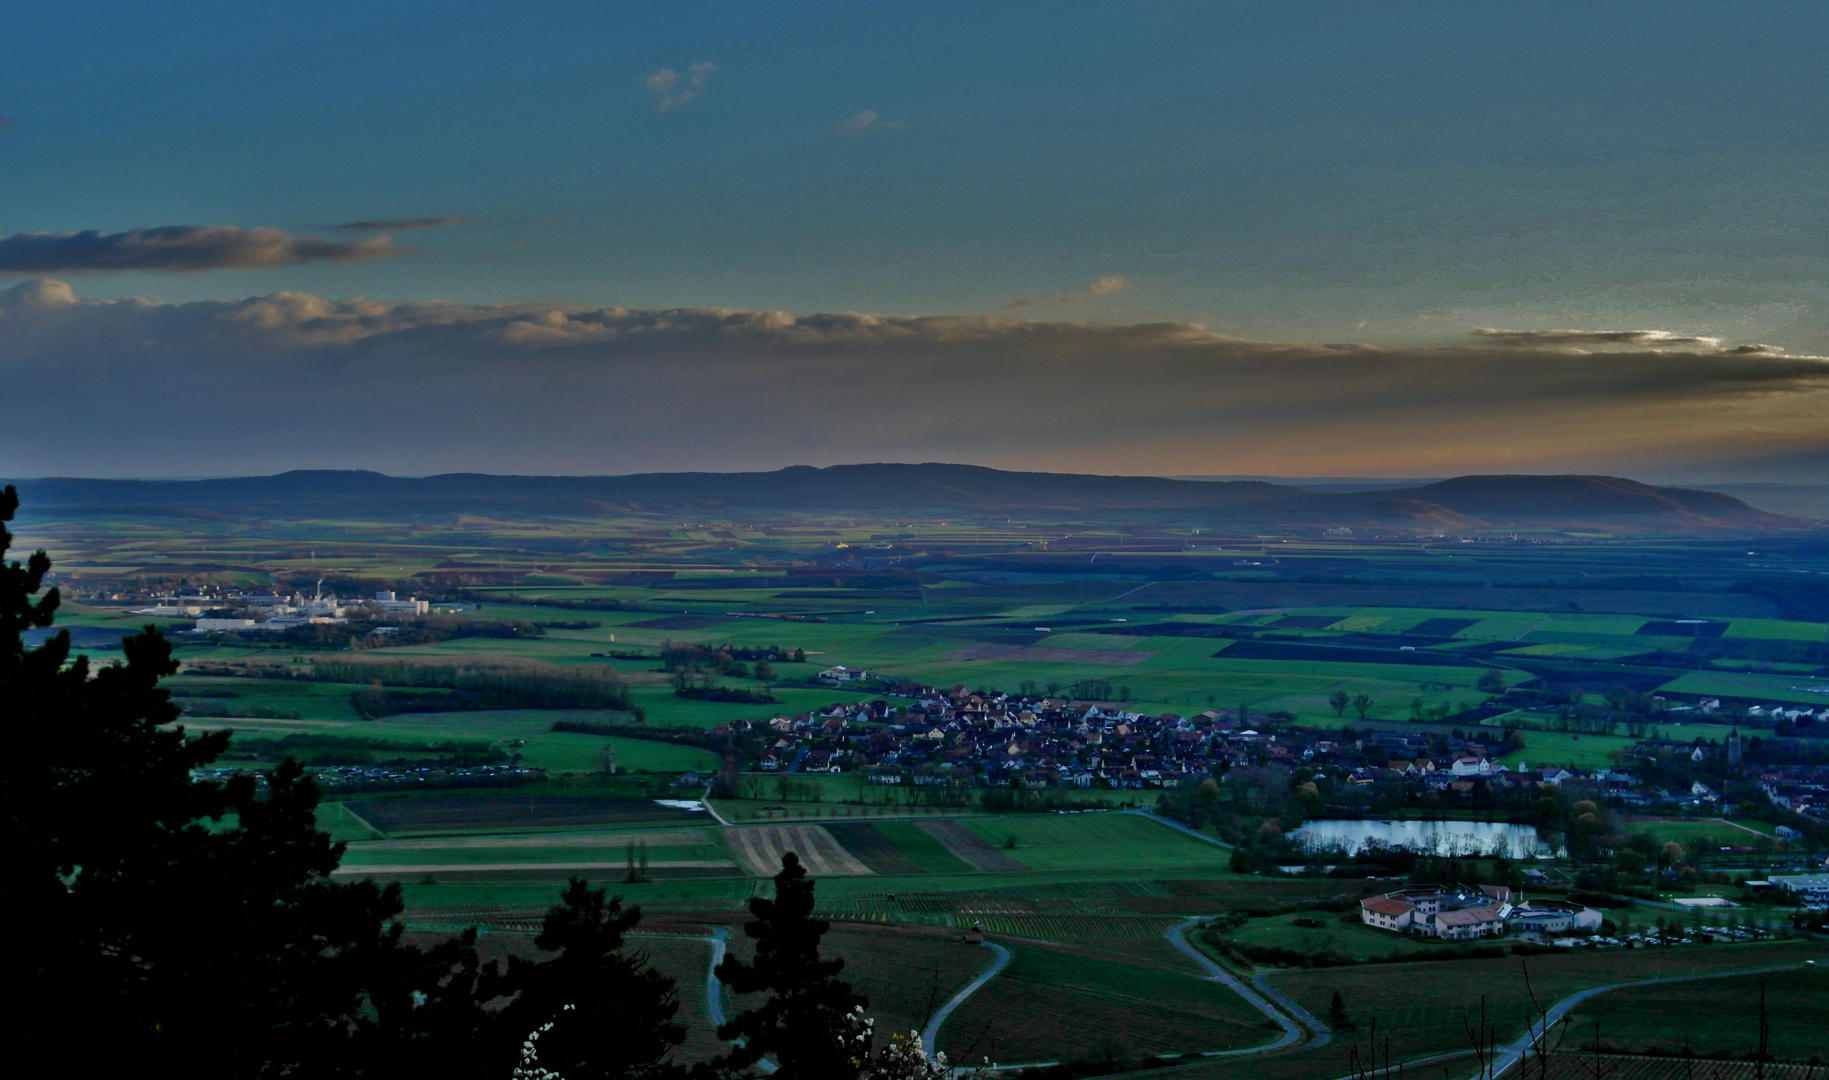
xmin=919 ymin=940 xmax=1011 ymax=1058
xmin=1251 ymin=970 xmax=1332 ymax=1050
xmin=915 ymin=915 xmax=1315 ymax=1072
xmin=699 ymin=926 xmax=778 ymax=1075
xmin=1164 ymin=915 xmax=1311 ymax=1054
xmin=1471 ymin=961 xmax=1811 ymax=1080
xmin=701 ymin=927 xmax=731 ymax=1029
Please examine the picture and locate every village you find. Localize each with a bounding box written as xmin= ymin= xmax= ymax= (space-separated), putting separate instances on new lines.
xmin=717 ymin=686 xmax=1829 ymax=827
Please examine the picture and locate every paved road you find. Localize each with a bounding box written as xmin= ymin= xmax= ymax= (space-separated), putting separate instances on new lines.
xmin=700 ymin=926 xmax=779 ymax=1075
xmin=1163 ymin=915 xmax=1307 ymax=1053
xmin=915 ymin=915 xmax=1308 ymax=1074
xmin=698 ymin=785 xmax=732 ymax=826
xmin=1252 ymin=970 xmax=1332 ymax=1050
xmin=1471 ymin=962 xmax=1812 ymax=1080
xmin=920 ymin=940 xmax=1011 ymax=1058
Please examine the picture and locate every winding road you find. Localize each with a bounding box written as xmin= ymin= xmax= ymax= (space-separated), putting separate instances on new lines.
xmin=1163 ymin=915 xmax=1312 ymax=1053
xmin=919 ymin=941 xmax=1012 ymax=1058
xmin=908 ymin=913 xmax=1821 ymax=1080
xmin=1469 ymin=962 xmax=1813 ymax=1080
xmin=698 ymin=925 xmax=778 ymax=1075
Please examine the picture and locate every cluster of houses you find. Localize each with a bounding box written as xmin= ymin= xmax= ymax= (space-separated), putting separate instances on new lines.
xmin=720 ymin=689 xmax=1553 ymax=792
xmin=1756 ymin=765 xmax=1829 ymax=820
xmin=1358 ymin=883 xmax=1603 ymax=940
xmin=713 ymin=690 xmax=1829 ymax=862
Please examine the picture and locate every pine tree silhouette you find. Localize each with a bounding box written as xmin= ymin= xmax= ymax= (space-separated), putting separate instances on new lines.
xmin=715 ymin=852 xmax=867 ymax=1078
xmin=495 ymin=877 xmax=686 ymax=1078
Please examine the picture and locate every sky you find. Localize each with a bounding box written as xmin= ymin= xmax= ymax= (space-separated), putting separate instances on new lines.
xmin=2 ymin=1 xmax=1826 ymax=481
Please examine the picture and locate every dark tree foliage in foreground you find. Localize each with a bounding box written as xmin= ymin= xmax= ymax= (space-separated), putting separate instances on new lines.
xmin=715 ymin=851 xmax=868 ymax=1079
xmin=0 ymin=487 xmax=680 ymax=1079
xmin=3 ymin=484 xmax=896 ymax=1080
xmin=1 ymin=483 xmax=468 ymax=1075
xmin=496 ymin=878 xmax=687 ymax=1079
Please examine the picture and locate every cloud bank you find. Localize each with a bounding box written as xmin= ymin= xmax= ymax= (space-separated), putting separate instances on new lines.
xmin=646 ymin=62 xmax=715 ymax=114
xmin=0 ymin=226 xmax=408 ymax=274
xmin=0 ymin=279 xmax=1824 ymax=480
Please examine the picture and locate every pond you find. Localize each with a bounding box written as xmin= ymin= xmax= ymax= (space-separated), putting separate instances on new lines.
xmin=1288 ymin=818 xmax=1557 ymax=858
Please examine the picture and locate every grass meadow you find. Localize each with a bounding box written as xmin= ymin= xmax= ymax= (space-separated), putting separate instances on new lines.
xmin=1268 ymin=940 xmax=1829 ymax=1068
xmin=1553 ymin=966 xmax=1829 ymax=1060
xmin=937 ymin=940 xmax=1284 ymax=1065
xmin=959 ymin=814 xmax=1233 ymax=874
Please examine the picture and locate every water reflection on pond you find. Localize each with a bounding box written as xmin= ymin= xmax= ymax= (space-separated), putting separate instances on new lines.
xmin=1288 ymin=819 xmax=1557 ymax=858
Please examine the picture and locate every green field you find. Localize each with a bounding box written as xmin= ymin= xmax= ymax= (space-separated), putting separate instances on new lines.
xmin=960 ymin=814 xmax=1232 ymax=874
xmin=188 ymin=706 xmax=722 ymax=775
xmin=872 ymin=820 xmax=976 ymax=874
xmin=1658 ymin=671 xmax=1829 ymax=705
xmin=937 ymin=941 xmax=1283 ymax=1065
xmin=1268 ymin=940 xmax=1829 ymax=1067
xmin=1555 ymin=967 xmax=1829 ymax=1060
xmin=1615 ymin=817 xmax=1784 ymax=852
xmin=335 ymin=826 xmax=734 ymax=873
xmin=1725 ymin=619 xmax=1829 ymax=642
xmin=1223 ymin=910 xmax=1447 ymax=963
xmin=1498 ymin=730 xmax=1637 ymax=769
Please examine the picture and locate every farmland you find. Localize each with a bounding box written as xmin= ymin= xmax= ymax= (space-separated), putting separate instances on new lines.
xmin=936 ymin=940 xmax=1285 ymax=1065
xmin=1552 ymin=967 xmax=1829 ymax=1060
xmin=958 ymin=814 xmax=1232 ymax=874
xmin=1266 ymin=941 xmax=1829 ymax=1069
xmin=12 ymin=484 xmax=1829 ymax=1078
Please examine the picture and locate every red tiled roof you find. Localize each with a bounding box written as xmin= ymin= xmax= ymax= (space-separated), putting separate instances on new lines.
xmin=1361 ymin=897 xmax=1412 ymax=917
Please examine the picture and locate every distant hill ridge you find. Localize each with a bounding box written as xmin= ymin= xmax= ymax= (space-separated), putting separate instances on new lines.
xmin=2 ymin=464 xmax=1804 ymax=531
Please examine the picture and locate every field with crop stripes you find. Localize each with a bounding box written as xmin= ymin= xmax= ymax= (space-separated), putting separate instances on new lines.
xmin=821 ymin=822 xmax=922 ymax=874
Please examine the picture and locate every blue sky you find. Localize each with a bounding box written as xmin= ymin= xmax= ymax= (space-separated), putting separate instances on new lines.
xmin=2 ymin=2 xmax=1826 ymax=478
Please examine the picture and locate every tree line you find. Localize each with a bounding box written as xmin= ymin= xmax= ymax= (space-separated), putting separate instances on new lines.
xmin=188 ymin=657 xmax=641 ymax=718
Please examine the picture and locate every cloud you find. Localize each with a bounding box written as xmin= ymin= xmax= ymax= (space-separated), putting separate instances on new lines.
xmin=1 ymin=279 xmax=1824 ymax=479
xmin=835 ymin=110 xmax=906 ymax=137
xmin=0 ymin=225 xmax=409 ymax=274
xmin=646 ymin=62 xmax=715 ymax=114
xmin=1004 ymin=275 xmax=1128 ymax=309
xmin=329 ymin=216 xmax=470 ymax=233
xmin=1472 ymin=327 xmax=1723 ymax=349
